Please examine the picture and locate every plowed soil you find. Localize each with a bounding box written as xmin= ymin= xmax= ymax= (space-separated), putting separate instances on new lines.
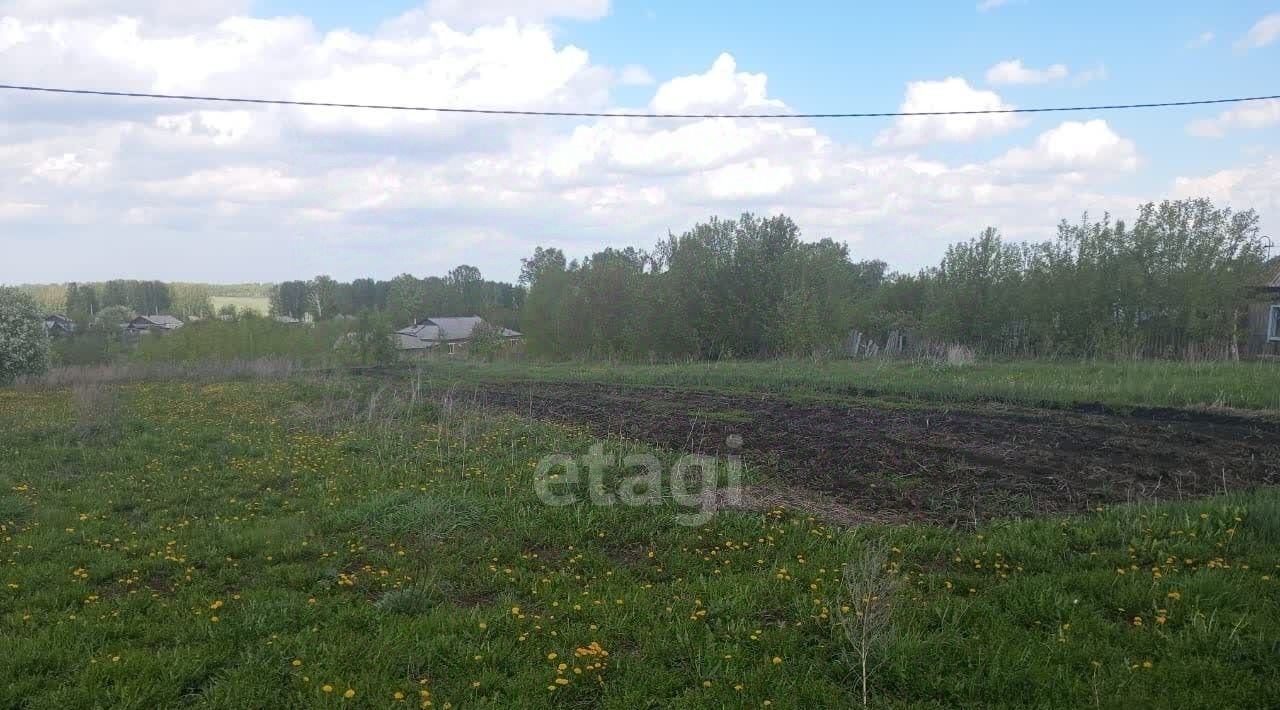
xmin=440 ymin=380 xmax=1280 ymax=524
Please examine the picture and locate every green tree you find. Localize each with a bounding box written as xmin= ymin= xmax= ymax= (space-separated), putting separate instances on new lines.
xmin=0 ymin=287 xmax=51 ymax=384
xmin=520 ymin=247 xmax=571 ymax=357
xmin=308 ymin=275 xmax=339 ymax=321
xmin=64 ymin=282 xmax=99 ymax=325
xmin=386 ymin=274 xmax=425 ymax=328
xmin=94 ymin=305 xmax=136 ymax=332
xmin=343 ymin=310 xmax=396 ymax=366
xmin=271 ymin=281 xmax=311 ymax=320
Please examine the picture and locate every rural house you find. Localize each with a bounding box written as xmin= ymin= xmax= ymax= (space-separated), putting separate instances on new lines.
xmin=125 ymin=315 xmax=185 ymax=334
xmin=395 ymin=316 xmax=522 ymax=354
xmin=43 ymin=314 xmax=75 ymax=336
xmin=1245 ymin=260 xmax=1280 ymax=358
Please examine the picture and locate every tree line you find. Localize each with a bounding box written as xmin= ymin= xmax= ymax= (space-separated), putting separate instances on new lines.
xmin=267 ymin=266 xmax=523 ymax=329
xmin=518 ymin=198 xmax=1271 ymax=359
xmin=27 ymin=195 xmax=1274 ymax=363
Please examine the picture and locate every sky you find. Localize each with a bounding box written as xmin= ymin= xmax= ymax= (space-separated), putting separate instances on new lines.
xmin=1 ymin=0 xmax=1279 ymax=284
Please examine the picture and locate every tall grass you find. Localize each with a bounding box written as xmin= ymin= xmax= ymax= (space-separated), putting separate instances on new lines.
xmin=69 ymin=382 xmax=123 ymax=438
xmin=834 ymin=541 xmax=901 ymax=707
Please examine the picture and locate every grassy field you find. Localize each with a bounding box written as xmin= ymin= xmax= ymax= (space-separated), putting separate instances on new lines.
xmin=210 ymin=296 xmax=272 ymax=316
xmin=411 ymin=358 xmax=1280 ymax=412
xmin=2 ymin=377 xmax=1278 ymax=708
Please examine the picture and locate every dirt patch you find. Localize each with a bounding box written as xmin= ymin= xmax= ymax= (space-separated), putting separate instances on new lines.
xmin=419 ymin=380 xmax=1280 ymax=525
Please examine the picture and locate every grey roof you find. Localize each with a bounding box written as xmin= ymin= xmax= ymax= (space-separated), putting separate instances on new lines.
xmin=1262 ymin=260 xmax=1280 ymax=290
xmin=394 ymin=316 xmax=521 ymax=350
xmin=130 ymin=315 xmax=184 ymax=328
xmin=397 ymin=323 xmax=442 ymax=340
xmin=406 ymin=316 xmax=521 ymax=341
xmin=417 ymin=316 xmax=485 ymax=341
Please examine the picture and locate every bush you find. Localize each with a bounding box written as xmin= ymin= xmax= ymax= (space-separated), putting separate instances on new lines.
xmin=337 ymin=310 xmax=396 ymax=366
xmin=51 ymin=332 xmax=115 ymax=366
xmin=466 ymin=320 xmax=505 ymax=361
xmin=0 ymin=286 xmax=51 ymax=385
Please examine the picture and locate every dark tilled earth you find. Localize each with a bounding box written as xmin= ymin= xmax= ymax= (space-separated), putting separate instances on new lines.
xmin=424 ymin=379 xmax=1280 ymax=524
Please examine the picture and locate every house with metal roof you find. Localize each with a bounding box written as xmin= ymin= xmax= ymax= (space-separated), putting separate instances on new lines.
xmin=394 ymin=316 xmax=522 ymax=354
xmin=43 ymin=314 xmax=76 ymax=336
xmin=125 ymin=315 xmax=184 ymax=334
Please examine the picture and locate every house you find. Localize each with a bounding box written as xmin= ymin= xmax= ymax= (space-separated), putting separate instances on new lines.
xmin=125 ymin=315 xmax=184 ymax=334
xmin=394 ymin=316 xmax=522 ymax=355
xmin=43 ymin=314 xmax=76 ymax=336
xmin=1244 ymin=260 xmax=1280 ymax=358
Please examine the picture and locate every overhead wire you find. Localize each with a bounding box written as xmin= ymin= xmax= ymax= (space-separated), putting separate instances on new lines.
xmin=0 ymin=83 xmax=1276 ymax=119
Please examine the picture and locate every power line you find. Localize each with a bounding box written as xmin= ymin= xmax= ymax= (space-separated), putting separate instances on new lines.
xmin=0 ymin=82 xmax=1276 ymax=119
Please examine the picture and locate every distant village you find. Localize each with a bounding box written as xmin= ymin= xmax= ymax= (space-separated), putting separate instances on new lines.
xmin=41 ymin=311 xmax=522 ymax=355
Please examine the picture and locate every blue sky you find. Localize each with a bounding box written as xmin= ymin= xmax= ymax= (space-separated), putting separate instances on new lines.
xmin=1 ymin=0 xmax=1278 ymax=283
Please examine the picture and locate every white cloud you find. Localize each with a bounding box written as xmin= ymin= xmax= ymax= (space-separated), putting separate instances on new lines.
xmin=1070 ymin=64 xmax=1107 ymax=86
xmin=618 ymin=64 xmax=655 ymax=86
xmin=985 ymin=59 xmax=1068 ymax=85
xmin=985 ymin=59 xmax=1105 ymax=87
xmin=0 ymin=0 xmax=249 ymax=23
xmin=1186 ymin=99 xmax=1280 ymax=138
xmin=0 ymin=8 xmax=1173 ymax=282
xmin=650 ymin=53 xmax=785 ymax=114
xmin=995 ymin=120 xmax=1138 ymax=172
xmin=415 ymin=0 xmax=610 ymax=28
xmin=155 ymin=111 xmax=256 ymax=145
xmin=1236 ymin=13 xmax=1280 ymax=50
xmin=875 ymin=77 xmax=1021 ymax=147
xmin=1173 ymin=155 xmax=1280 ymax=220
xmin=976 ymin=0 xmax=1011 ymax=11
xmin=1187 ymin=31 xmax=1215 ymax=48
xmin=143 ymin=166 xmax=301 ymax=202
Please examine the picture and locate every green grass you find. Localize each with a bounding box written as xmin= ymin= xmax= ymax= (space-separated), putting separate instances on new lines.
xmin=412 ymin=358 xmax=1280 ymax=412
xmin=2 ymin=381 xmax=1278 ymax=708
